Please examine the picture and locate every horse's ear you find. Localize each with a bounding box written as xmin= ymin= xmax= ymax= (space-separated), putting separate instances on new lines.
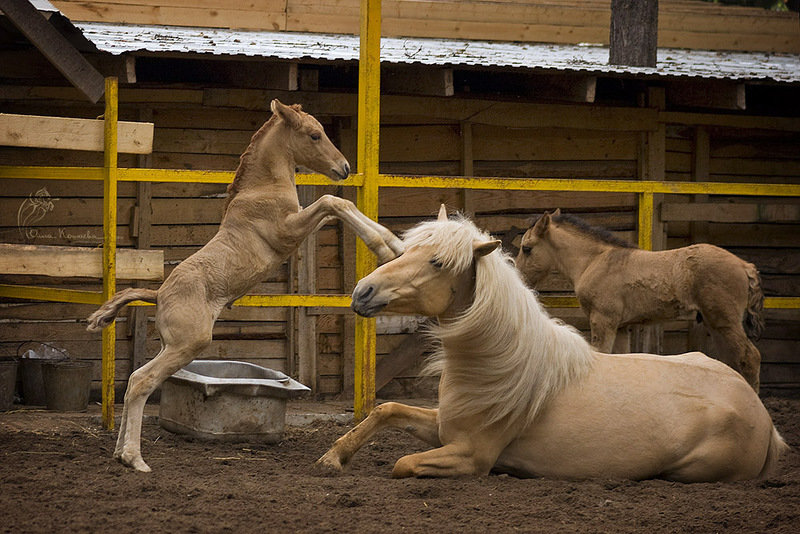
xmin=473 ymin=239 xmax=501 ymax=258
xmin=552 ymin=208 xmax=561 ymax=217
xmin=437 ymin=204 xmax=448 ymax=221
xmin=270 ymin=99 xmax=302 ymax=129
xmin=533 ymin=212 xmax=551 ymax=237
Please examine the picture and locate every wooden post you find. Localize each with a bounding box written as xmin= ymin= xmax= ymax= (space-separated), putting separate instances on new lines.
xmin=459 ymin=120 xmax=475 ymax=217
xmin=635 ymin=86 xmax=666 ymax=354
xmin=102 ymin=77 xmax=118 ymax=430
xmin=688 ymin=126 xmax=711 ymax=353
xmin=354 ymin=0 xmax=381 ymax=421
xmin=297 ymin=186 xmax=318 ymax=393
xmin=131 ymin=108 xmax=152 ymax=375
xmin=609 ymin=0 xmax=659 ymax=68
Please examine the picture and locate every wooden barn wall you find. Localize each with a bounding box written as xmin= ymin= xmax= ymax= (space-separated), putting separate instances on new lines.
xmin=50 ymin=0 xmax=800 ymax=53
xmin=1 ymin=83 xmax=799 ymax=396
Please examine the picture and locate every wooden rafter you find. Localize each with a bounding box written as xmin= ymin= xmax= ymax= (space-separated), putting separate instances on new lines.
xmin=0 ymin=0 xmax=104 ymax=102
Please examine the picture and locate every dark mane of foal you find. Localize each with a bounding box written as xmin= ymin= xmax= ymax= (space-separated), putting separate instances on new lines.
xmin=223 ymin=104 xmax=305 ymax=213
xmin=547 ymin=213 xmax=636 ymax=249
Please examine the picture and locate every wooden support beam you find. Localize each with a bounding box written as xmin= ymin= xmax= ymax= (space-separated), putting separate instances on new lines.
xmin=666 ymin=80 xmax=746 ymax=111
xmin=383 ymin=65 xmax=454 ymax=97
xmin=375 ymin=332 xmax=427 ymax=393
xmin=0 ymin=113 xmax=153 ymax=154
xmin=0 ymin=244 xmax=163 ymax=280
xmin=0 ymin=0 xmax=105 ymax=102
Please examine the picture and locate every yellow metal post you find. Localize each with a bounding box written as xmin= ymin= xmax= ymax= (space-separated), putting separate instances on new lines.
xmin=637 ymin=192 xmax=654 ymax=251
xmin=102 ymin=77 xmax=119 ymax=430
xmin=354 ymin=0 xmax=381 ymax=421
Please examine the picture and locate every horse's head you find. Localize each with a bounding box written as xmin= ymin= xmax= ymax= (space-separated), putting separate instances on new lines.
xmin=269 ymin=99 xmax=350 ymax=181
xmin=515 ymin=209 xmax=560 ymax=287
xmin=351 ymin=205 xmax=500 ymax=318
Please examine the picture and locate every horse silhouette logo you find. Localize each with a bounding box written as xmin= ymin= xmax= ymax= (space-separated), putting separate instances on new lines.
xmin=17 ymin=187 xmax=57 ymax=240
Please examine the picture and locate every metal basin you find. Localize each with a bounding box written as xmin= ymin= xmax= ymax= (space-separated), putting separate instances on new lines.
xmin=159 ymin=360 xmax=309 ymax=442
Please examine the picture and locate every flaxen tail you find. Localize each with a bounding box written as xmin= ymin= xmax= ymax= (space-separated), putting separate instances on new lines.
xmin=86 ymin=288 xmax=157 ymax=332
xmin=759 ymin=425 xmax=790 ymax=479
xmin=744 ymin=262 xmax=764 ymax=340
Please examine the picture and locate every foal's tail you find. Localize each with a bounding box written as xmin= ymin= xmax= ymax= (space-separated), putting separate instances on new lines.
xmin=86 ymin=288 xmax=158 ymax=332
xmin=743 ymin=262 xmax=765 ymax=340
xmin=759 ymin=425 xmax=790 ymax=479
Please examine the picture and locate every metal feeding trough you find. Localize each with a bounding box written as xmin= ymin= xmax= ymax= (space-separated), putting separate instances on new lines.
xmin=159 ymin=360 xmax=309 ymax=442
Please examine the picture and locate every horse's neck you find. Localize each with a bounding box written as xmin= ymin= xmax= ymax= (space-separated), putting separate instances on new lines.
xmin=225 ymin=144 xmax=300 ymax=221
xmin=548 ymin=227 xmax=610 ymax=283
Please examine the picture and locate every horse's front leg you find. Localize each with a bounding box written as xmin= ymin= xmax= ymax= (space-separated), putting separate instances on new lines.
xmin=316 ymin=402 xmax=440 ymax=473
xmin=391 ymin=421 xmax=514 ymax=478
xmin=287 ymin=195 xmax=404 ymax=263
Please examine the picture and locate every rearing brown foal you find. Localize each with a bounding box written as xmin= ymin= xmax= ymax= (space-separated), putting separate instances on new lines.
xmin=87 ymin=100 xmax=404 ymax=472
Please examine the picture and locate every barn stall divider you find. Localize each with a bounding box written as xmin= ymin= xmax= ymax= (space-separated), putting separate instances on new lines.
xmin=1 ymin=0 xmax=799 ymax=430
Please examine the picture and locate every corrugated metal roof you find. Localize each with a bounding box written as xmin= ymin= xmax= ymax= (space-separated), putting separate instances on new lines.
xmin=76 ymin=22 xmax=800 ymax=83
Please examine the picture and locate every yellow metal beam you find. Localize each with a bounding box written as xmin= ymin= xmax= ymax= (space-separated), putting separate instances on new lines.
xmin=0 ymin=284 xmax=104 ymax=305
xmin=637 ymin=192 xmax=654 ymax=251
xmin=377 ymin=174 xmax=800 ymax=197
xmin=354 ymin=0 xmax=382 ymax=421
xmin=764 ymin=297 xmax=800 ymax=309
xmin=102 ymin=77 xmax=118 ymax=430
xmin=234 ymin=294 xmax=351 ymax=307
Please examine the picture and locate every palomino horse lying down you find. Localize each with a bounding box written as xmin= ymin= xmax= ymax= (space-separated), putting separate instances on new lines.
xmin=514 ymin=210 xmax=763 ymax=391
xmin=87 ymin=100 xmax=404 ymax=472
xmin=317 ymin=206 xmax=786 ymax=481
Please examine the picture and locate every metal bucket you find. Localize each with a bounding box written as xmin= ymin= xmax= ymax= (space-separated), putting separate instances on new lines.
xmin=0 ymin=359 xmax=17 ymax=411
xmin=20 ymin=346 xmax=68 ymax=405
xmin=42 ymin=360 xmax=93 ymax=412
xmin=159 ymin=360 xmax=309 ymax=442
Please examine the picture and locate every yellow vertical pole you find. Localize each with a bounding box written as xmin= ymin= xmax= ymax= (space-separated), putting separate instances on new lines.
xmin=637 ymin=192 xmax=654 ymax=251
xmin=354 ymin=0 xmax=381 ymax=421
xmin=102 ymin=77 xmax=119 ymax=430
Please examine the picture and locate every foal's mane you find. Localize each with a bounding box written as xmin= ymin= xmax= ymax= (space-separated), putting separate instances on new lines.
xmin=223 ymin=104 xmax=305 ymax=213
xmin=550 ymin=213 xmax=635 ymax=249
xmin=408 ymin=216 xmax=594 ymax=430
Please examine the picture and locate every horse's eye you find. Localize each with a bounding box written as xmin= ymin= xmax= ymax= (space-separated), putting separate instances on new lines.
xmin=429 ymin=258 xmax=443 ymax=269
xmin=310 ymin=133 xmax=321 ymax=141
xmin=522 ymin=247 xmax=531 ymax=255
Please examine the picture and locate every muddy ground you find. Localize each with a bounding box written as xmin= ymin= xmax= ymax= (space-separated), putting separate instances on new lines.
xmin=1 ymin=397 xmax=798 ymax=533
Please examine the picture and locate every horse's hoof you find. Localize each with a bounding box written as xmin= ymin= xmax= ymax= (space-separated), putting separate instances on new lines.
xmin=118 ymin=452 xmax=152 ymax=473
xmin=314 ymin=454 xmax=344 ymax=476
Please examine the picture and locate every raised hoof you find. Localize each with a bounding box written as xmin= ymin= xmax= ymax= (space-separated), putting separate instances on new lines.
xmin=314 ymin=453 xmax=344 ymax=476
xmin=117 ymin=451 xmax=152 ymax=473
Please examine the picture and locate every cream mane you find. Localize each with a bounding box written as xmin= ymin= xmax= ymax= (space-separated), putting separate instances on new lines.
xmin=407 ymin=216 xmax=595 ymax=430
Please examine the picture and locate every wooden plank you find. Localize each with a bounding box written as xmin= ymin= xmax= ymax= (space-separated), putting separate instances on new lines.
xmin=0 ymin=113 xmax=153 ymax=154
xmin=0 ymin=0 xmax=105 ymax=102
xmin=662 ymin=202 xmax=800 ymax=223
xmin=0 ymin=244 xmax=163 ymax=280
xmin=51 ymin=1 xmax=287 ymax=31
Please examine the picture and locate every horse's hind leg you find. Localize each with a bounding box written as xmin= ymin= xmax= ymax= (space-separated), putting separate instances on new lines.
xmin=316 ymin=402 xmax=439 ymax=473
xmin=115 ymin=307 xmax=214 ymax=471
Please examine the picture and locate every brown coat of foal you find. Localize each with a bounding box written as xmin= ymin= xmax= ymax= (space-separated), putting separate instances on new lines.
xmin=87 ymin=100 xmax=404 ymax=471
xmin=515 ymin=210 xmax=763 ymax=391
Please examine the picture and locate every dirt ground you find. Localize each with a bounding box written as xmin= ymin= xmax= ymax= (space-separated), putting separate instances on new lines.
xmin=1 ymin=397 xmax=798 ymax=534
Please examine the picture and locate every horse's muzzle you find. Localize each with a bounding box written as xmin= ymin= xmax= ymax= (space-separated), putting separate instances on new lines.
xmin=350 ymin=282 xmax=386 ymax=317
xmin=330 ymin=162 xmax=350 ymax=181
